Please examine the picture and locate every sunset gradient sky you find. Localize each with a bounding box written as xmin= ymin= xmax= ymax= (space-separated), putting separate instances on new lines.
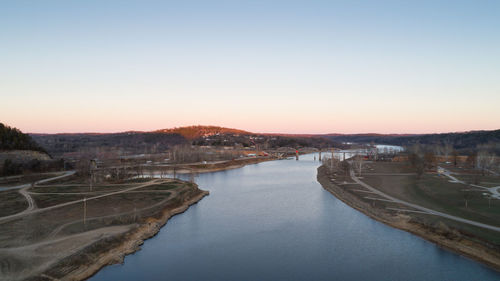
xmin=1 ymin=0 xmax=499 ymax=134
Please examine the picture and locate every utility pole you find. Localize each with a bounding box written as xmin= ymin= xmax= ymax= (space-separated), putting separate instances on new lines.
xmin=331 ymin=148 xmax=334 ymax=168
xmin=89 ymin=159 xmax=96 ymax=192
xmin=83 ymin=197 xmax=87 ymax=228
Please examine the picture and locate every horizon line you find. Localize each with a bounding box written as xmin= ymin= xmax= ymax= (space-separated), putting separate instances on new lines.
xmin=24 ymin=125 xmax=500 ymax=136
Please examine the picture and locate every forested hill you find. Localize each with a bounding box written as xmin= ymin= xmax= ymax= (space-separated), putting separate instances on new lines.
xmin=156 ymin=125 xmax=251 ymax=140
xmin=0 ymin=123 xmax=47 ymax=153
xmin=31 ymin=132 xmax=187 ymax=157
xmin=324 ymin=130 xmax=500 ymax=153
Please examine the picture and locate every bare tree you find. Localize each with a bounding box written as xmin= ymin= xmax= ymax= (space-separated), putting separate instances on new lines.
xmin=443 ymin=141 xmax=453 ymax=162
xmin=353 ymin=154 xmax=364 ymax=176
xmin=466 ymin=152 xmax=477 ymax=169
xmin=476 ymin=149 xmax=495 ymax=176
xmin=341 ymin=161 xmax=350 ymax=177
xmin=452 ymin=150 xmax=459 ymax=167
xmin=408 ymin=144 xmax=425 ymax=178
xmin=424 ymin=151 xmax=436 ymax=170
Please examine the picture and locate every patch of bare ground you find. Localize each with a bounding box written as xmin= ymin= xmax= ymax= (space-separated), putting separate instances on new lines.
xmin=317 ymin=165 xmax=500 ymax=272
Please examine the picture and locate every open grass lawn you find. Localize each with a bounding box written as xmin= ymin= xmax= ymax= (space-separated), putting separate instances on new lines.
xmin=453 ymin=174 xmax=500 ymax=187
xmin=32 ymin=193 xmax=87 ymax=208
xmin=31 ymin=183 xmax=175 ymax=208
xmin=363 ymin=161 xmax=415 ymax=174
xmin=31 ymin=184 xmax=127 ymax=194
xmin=0 ymin=173 xmax=60 ymax=187
xmin=412 ymin=213 xmax=500 ymax=246
xmin=139 ymin=182 xmax=183 ymax=191
xmin=362 ymin=163 xmax=500 ymax=228
xmin=1 ymin=190 xmax=174 ymax=246
xmin=0 ymin=190 xmax=28 ymax=216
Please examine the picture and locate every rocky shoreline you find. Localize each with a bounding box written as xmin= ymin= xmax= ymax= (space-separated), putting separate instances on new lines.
xmin=316 ymin=166 xmax=500 ymax=272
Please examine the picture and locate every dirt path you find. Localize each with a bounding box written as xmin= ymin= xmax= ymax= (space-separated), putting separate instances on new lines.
xmin=46 ymin=189 xmax=176 ymax=239
xmin=0 ymin=178 xmax=160 ymax=224
xmin=350 ymin=169 xmax=500 ymax=232
xmin=2 ymin=171 xmax=76 ymax=217
xmin=18 ymin=185 xmax=36 ymax=213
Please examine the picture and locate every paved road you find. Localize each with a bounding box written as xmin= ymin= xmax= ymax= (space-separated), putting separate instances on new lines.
xmin=439 ymin=166 xmax=500 ymax=199
xmin=350 ymin=169 xmax=500 ymax=232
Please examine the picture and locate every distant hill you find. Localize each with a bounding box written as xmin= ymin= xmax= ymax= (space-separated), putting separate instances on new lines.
xmin=31 ymin=125 xmax=500 ymax=158
xmin=0 ymin=123 xmax=46 ymax=153
xmin=31 ymin=132 xmax=187 ymax=158
xmin=323 ymin=130 xmax=500 ymax=153
xmin=31 ymin=125 xmax=339 ymax=158
xmin=156 ymin=125 xmax=251 ymax=140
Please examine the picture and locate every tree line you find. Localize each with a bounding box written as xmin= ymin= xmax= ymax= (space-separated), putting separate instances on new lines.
xmin=0 ymin=123 xmax=46 ymax=153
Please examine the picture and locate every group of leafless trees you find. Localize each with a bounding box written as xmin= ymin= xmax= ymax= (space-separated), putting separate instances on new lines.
xmin=170 ymin=145 xmax=240 ymax=163
xmin=321 ymin=153 xmax=351 ymax=176
xmin=407 ymin=144 xmax=437 ymax=178
xmin=72 ymin=144 xmax=246 ymax=183
xmin=406 ymin=142 xmax=499 ymax=178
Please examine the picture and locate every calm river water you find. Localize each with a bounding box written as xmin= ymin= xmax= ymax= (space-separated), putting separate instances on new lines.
xmin=92 ymin=153 xmax=500 ymax=281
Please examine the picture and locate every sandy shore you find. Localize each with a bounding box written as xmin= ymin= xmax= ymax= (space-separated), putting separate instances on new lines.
xmin=316 ymin=166 xmax=500 ymax=272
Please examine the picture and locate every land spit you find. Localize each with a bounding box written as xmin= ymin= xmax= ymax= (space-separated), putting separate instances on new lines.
xmin=317 ymin=165 xmax=500 ymax=272
xmin=60 ymin=189 xmax=209 ymax=281
xmin=0 ymin=179 xmax=208 ymax=281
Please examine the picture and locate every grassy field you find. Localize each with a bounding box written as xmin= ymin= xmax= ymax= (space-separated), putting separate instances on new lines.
xmin=31 ymin=184 xmax=131 ymax=193
xmin=0 ymin=173 xmax=60 ymax=187
xmin=0 ymin=190 xmax=28 ymax=216
xmin=0 ymin=176 xmax=205 ymax=280
xmin=359 ymin=161 xmax=500 ymax=236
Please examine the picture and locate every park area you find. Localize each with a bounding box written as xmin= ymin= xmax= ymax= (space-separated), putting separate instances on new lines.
xmin=0 ymin=173 xmax=205 ymax=281
xmin=336 ymin=160 xmax=500 ymax=245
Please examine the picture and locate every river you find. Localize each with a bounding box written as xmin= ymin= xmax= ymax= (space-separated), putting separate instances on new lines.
xmin=92 ymin=153 xmax=500 ymax=281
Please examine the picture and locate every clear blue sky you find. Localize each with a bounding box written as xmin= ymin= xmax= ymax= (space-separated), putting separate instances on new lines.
xmin=1 ymin=0 xmax=499 ymax=133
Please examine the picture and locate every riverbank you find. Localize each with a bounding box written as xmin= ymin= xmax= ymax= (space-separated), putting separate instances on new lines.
xmin=317 ymin=165 xmax=500 ymax=271
xmin=40 ymin=186 xmax=209 ymax=281
xmin=167 ymin=156 xmax=278 ymax=174
xmin=64 ymin=187 xmax=209 ymax=280
xmin=0 ymin=179 xmax=208 ymax=281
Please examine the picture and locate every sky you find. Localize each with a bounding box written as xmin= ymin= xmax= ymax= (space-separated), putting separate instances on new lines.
xmin=1 ymin=0 xmax=499 ymax=134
